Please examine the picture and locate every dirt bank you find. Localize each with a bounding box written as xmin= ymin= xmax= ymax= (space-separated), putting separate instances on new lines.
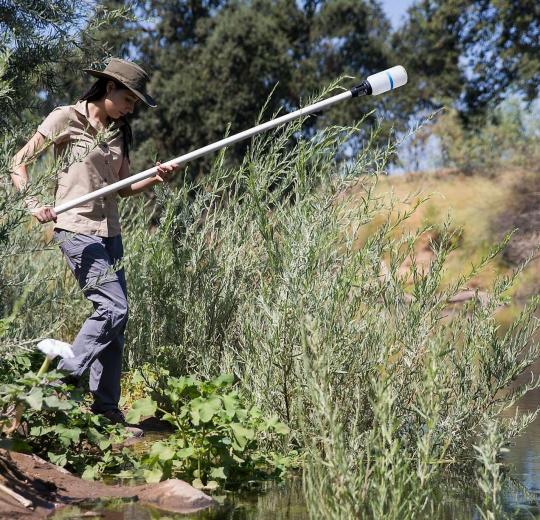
xmin=0 ymin=446 xmax=214 ymax=519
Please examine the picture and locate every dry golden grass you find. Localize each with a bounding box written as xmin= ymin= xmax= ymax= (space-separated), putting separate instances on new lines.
xmin=348 ymin=168 xmax=537 ymax=322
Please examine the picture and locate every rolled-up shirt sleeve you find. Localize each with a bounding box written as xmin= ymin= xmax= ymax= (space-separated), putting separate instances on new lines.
xmin=37 ymin=107 xmax=71 ymax=145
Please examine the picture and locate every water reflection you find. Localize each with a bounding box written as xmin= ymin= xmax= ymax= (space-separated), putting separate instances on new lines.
xmin=50 ymin=478 xmax=308 ymax=520
xmin=502 ymin=380 xmax=540 ymax=519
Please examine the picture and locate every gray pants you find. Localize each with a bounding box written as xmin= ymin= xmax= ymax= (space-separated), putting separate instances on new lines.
xmin=53 ymin=229 xmax=128 ymax=412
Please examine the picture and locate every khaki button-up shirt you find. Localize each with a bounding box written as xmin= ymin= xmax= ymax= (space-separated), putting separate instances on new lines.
xmin=37 ymin=100 xmax=127 ymax=237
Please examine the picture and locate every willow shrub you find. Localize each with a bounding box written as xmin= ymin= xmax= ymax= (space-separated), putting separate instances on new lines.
xmin=119 ymin=88 xmax=540 ymax=516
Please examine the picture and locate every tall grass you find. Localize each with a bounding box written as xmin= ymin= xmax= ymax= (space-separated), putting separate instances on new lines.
xmin=2 ymin=82 xmax=539 ymax=517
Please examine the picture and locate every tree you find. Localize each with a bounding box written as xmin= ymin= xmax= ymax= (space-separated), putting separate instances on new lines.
xmin=461 ymin=0 xmax=540 ymax=116
xmin=0 ymin=0 xmax=128 ymax=129
xmin=394 ymin=0 xmax=540 ymax=119
xmin=126 ymin=0 xmax=396 ymax=173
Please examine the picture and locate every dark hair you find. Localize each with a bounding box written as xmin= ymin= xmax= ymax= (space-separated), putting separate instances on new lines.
xmin=80 ymin=77 xmax=133 ymax=159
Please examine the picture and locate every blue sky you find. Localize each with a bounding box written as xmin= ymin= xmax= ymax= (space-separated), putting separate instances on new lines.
xmin=380 ymin=0 xmax=416 ymax=29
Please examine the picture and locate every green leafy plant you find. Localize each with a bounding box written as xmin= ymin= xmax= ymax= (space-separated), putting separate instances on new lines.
xmin=124 ymin=371 xmax=293 ymax=488
xmin=0 ymin=368 xmax=129 ymax=478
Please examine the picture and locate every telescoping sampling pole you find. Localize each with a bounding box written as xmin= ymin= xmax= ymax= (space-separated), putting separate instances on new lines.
xmin=53 ymin=65 xmax=408 ymax=215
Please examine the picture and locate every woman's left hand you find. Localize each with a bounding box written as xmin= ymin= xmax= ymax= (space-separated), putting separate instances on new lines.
xmin=154 ymin=161 xmax=178 ymax=183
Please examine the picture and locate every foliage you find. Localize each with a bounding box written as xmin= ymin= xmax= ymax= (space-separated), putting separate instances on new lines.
xmin=1 ymin=2 xmax=540 ymax=516
xmin=123 ymin=370 xmax=293 ymax=488
xmin=114 ymin=99 xmax=539 ymax=516
xmin=474 ymin=420 xmax=508 ymax=520
xmin=299 ymin=221 xmax=540 ymax=519
xmin=394 ymin=0 xmax=540 ymax=118
xmin=44 ymin=0 xmax=396 ymax=174
xmin=412 ymin=98 xmax=540 ymax=174
xmin=0 ymin=359 xmax=128 ymax=477
xmin=0 ymin=0 xmax=130 ymax=130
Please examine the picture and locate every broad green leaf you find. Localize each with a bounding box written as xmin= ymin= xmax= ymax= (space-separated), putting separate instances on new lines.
xmin=210 ymin=467 xmax=226 ymax=480
xmin=230 ymin=423 xmax=255 ymax=440
xmin=222 ymin=393 xmax=239 ymax=416
xmin=99 ymin=439 xmax=112 ymax=451
xmin=44 ymin=395 xmax=73 ymax=410
xmin=82 ymin=465 xmax=98 ymax=480
xmin=150 ymin=442 xmax=168 ymax=459
xmin=212 ymin=374 xmax=234 ymax=388
xmin=48 ymin=452 xmax=67 ymax=467
xmin=161 ymin=412 xmax=177 ymax=426
xmin=191 ymin=396 xmax=221 ymax=423
xmin=87 ymin=427 xmax=105 ymax=444
xmin=156 ymin=445 xmax=176 ymax=462
xmin=235 ymin=408 xmax=248 ymax=421
xmin=30 ymin=426 xmax=53 ymax=436
xmin=144 ymin=468 xmax=163 ymax=483
xmin=177 ymin=446 xmax=194 ymax=459
xmin=57 ymin=426 xmax=81 ymax=445
xmin=230 ymin=423 xmax=255 ymax=451
xmin=25 ymin=388 xmax=43 ymax=410
xmin=192 ymin=478 xmax=204 ymax=489
xmin=126 ymin=397 xmax=157 ymax=424
xmin=273 ymin=422 xmax=290 ymax=435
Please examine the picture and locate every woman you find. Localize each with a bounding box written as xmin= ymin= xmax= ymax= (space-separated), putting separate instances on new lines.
xmin=10 ymin=58 xmax=177 ymax=435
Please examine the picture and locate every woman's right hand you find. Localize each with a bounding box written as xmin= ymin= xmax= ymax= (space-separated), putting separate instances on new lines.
xmin=31 ymin=206 xmax=57 ymax=224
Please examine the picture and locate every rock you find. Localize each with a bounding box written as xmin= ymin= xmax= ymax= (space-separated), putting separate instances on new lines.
xmin=137 ymin=479 xmax=215 ymax=514
xmin=0 ymin=449 xmax=214 ymax=519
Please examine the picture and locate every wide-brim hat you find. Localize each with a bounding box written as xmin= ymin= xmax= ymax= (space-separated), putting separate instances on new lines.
xmin=83 ymin=58 xmax=157 ymax=108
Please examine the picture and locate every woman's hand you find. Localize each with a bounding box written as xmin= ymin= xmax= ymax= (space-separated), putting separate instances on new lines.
xmin=31 ymin=206 xmax=57 ymax=224
xmin=154 ymin=161 xmax=178 ymax=183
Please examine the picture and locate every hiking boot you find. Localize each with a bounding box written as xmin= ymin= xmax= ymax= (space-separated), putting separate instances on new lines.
xmin=94 ymin=408 xmax=144 ymax=438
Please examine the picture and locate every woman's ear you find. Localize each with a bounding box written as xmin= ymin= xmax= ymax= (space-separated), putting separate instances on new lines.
xmin=106 ymin=80 xmax=116 ymax=95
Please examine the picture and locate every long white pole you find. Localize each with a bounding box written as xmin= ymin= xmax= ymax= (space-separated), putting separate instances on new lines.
xmin=54 ymin=66 xmax=407 ymax=215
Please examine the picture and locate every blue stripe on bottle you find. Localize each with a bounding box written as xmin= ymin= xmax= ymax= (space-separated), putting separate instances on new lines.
xmin=386 ymin=71 xmax=394 ymax=90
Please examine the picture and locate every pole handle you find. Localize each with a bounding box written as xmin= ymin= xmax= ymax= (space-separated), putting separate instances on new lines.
xmin=53 ymin=67 xmax=407 ymax=215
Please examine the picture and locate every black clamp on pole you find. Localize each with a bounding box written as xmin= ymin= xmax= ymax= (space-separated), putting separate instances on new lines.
xmin=350 ymin=80 xmax=372 ymax=98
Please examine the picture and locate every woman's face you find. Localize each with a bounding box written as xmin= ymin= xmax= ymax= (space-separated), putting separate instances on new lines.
xmin=104 ymin=81 xmax=139 ymax=120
